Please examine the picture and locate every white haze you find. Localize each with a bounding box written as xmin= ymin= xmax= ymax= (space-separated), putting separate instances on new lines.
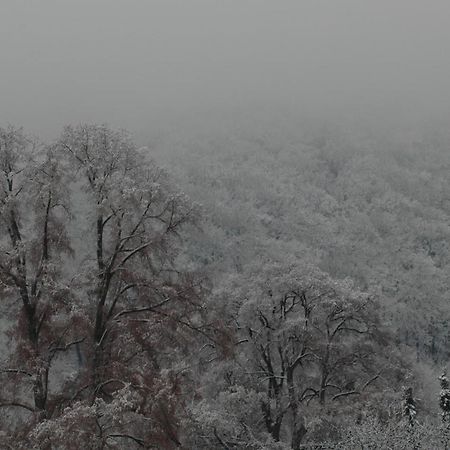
xmin=2 ymin=0 xmax=450 ymax=140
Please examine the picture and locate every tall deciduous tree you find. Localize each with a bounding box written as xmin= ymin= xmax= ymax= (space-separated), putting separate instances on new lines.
xmin=0 ymin=124 xmax=205 ymax=449
xmin=192 ymin=262 xmax=383 ymax=449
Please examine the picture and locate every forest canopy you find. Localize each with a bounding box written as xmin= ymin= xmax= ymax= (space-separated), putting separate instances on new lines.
xmin=1 ymin=123 xmax=450 ymax=449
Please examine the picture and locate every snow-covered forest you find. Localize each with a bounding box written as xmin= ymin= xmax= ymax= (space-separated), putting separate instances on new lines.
xmin=2 ymin=121 xmax=450 ymax=449
xmin=3 ymin=1 xmax=450 ymax=448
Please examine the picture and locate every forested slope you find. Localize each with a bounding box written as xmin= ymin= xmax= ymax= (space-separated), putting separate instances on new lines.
xmin=153 ymin=123 xmax=450 ymax=363
xmin=2 ymin=121 xmax=450 ymax=448
xmin=148 ymin=122 xmax=450 ymax=447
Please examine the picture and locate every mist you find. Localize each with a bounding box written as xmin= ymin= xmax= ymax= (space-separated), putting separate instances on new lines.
xmin=5 ymin=2 xmax=450 ymax=448
xmin=2 ymin=0 xmax=450 ymax=140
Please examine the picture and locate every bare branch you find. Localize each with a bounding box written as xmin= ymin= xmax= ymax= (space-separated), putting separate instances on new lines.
xmin=112 ymin=297 xmax=171 ymax=321
xmin=0 ymin=401 xmax=35 ymax=412
xmin=113 ymin=241 xmax=153 ymax=272
xmin=0 ymin=368 xmax=33 ymax=377
xmin=332 ymin=391 xmax=360 ymax=401
xmin=106 ymin=434 xmax=145 ymax=447
xmin=49 ymin=337 xmax=85 ymax=358
xmin=362 ymin=373 xmax=380 ymax=391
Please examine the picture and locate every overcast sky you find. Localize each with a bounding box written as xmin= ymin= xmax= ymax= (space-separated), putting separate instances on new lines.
xmin=2 ymin=1 xmax=450 ymax=139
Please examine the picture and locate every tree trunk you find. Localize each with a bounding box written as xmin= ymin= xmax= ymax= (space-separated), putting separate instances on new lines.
xmin=33 ymin=368 xmax=48 ymax=414
xmin=319 ymin=368 xmax=328 ymax=405
xmin=291 ymin=422 xmax=307 ymax=450
xmin=287 ymin=367 xmax=307 ymax=449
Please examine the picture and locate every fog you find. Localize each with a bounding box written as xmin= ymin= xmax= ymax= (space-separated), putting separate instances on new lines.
xmin=5 ymin=3 xmax=450 ymax=447
xmin=2 ymin=1 xmax=450 ymax=139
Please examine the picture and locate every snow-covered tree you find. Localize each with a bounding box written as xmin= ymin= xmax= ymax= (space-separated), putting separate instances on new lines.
xmin=0 ymin=124 xmax=206 ymax=448
xmin=439 ymin=370 xmax=450 ymax=423
xmin=191 ymin=261 xmax=384 ymax=449
xmin=0 ymin=126 xmax=73 ymax=424
xmin=402 ymin=386 xmax=417 ymax=426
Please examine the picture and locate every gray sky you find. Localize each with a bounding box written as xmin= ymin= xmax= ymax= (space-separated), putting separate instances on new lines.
xmin=2 ymin=0 xmax=450 ymax=139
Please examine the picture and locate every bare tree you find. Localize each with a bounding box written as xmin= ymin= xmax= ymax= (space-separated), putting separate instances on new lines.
xmin=235 ymin=263 xmax=379 ymax=449
xmin=0 ymin=126 xmax=73 ymax=424
xmin=0 ymin=124 xmax=206 ymax=448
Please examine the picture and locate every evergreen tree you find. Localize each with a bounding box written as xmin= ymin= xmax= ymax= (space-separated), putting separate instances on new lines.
xmin=403 ymin=387 xmax=417 ymax=426
xmin=439 ymin=370 xmax=450 ymax=422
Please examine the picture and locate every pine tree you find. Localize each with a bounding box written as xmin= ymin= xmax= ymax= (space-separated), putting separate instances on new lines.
xmin=439 ymin=370 xmax=450 ymax=422
xmin=403 ymin=387 xmax=417 ymax=426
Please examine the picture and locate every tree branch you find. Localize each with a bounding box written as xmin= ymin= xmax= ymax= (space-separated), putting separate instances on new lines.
xmin=106 ymin=433 xmax=145 ymax=447
xmin=112 ymin=297 xmax=172 ymax=321
xmin=332 ymin=391 xmax=360 ymax=401
xmin=0 ymin=401 xmax=34 ymax=412
xmin=0 ymin=368 xmax=33 ymax=377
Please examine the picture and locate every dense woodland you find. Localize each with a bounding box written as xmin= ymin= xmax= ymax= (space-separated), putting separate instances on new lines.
xmin=2 ymin=122 xmax=450 ymax=449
